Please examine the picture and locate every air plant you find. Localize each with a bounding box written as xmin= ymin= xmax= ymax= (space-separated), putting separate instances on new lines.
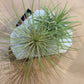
xmin=0 ymin=0 xmax=79 ymax=84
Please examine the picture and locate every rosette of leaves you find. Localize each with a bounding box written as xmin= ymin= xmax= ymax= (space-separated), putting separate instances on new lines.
xmin=0 ymin=0 xmax=79 ymax=84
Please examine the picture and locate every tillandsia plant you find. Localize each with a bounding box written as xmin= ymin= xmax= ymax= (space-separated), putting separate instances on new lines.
xmin=0 ymin=0 xmax=80 ymax=84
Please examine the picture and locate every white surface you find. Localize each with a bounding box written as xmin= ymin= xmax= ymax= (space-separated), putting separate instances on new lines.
xmin=10 ymin=10 xmax=73 ymax=60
